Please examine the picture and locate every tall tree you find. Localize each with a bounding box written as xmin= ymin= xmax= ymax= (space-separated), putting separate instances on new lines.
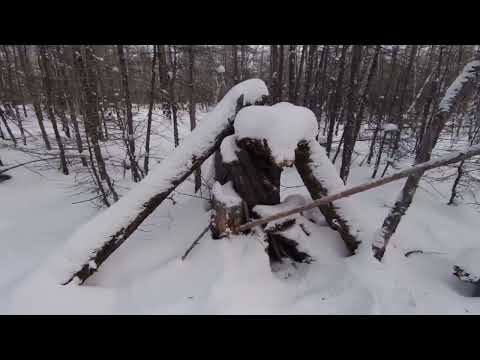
xmin=339 ymin=45 xmax=362 ymax=182
xmin=187 ymin=45 xmax=202 ymax=193
xmin=325 ymin=45 xmax=348 ymax=157
xmin=144 ymin=45 xmax=158 ymax=175
xmin=117 ymin=45 xmax=141 ymax=182
xmin=37 ymin=45 xmax=69 ymax=175
xmin=288 ymin=45 xmax=296 ymax=103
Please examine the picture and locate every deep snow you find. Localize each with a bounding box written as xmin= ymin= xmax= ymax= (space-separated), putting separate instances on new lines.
xmin=1 ymin=102 xmax=480 ymax=314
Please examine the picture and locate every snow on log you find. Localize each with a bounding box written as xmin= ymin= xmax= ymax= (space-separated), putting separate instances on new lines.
xmin=439 ymin=60 xmax=480 ymax=113
xmin=294 ymin=139 xmax=362 ymax=253
xmin=59 ymin=79 xmax=268 ymax=285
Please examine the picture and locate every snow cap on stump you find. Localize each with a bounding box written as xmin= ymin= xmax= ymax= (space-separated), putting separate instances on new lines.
xmin=234 ymin=102 xmax=318 ymax=166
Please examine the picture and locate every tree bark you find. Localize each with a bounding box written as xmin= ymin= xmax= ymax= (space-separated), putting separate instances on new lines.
xmin=117 ymin=45 xmax=141 ymax=182
xmin=326 ymin=45 xmax=348 ymax=157
xmin=144 ymin=45 xmax=158 ymax=175
xmin=38 ymin=45 xmax=69 ymax=175
xmin=339 ymin=45 xmax=362 ymax=183
xmin=288 ymin=45 xmax=296 ymax=103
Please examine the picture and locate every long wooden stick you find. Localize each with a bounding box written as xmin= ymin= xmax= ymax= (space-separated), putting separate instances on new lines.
xmin=235 ymin=143 xmax=480 ymax=233
xmin=181 ymin=225 xmax=210 ymax=261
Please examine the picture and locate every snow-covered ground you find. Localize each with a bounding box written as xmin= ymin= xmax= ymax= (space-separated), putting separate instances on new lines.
xmin=1 ymin=104 xmax=479 ymax=314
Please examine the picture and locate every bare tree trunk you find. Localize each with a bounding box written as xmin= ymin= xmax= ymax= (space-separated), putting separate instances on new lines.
xmin=58 ymin=46 xmax=88 ymax=167
xmin=326 ymin=45 xmax=348 ymax=157
xmin=293 ymin=45 xmax=307 ymax=105
xmin=381 ymin=45 xmax=418 ymax=177
xmin=144 ymin=45 xmax=158 ymax=175
xmin=0 ymin=106 xmax=16 ymax=146
xmin=339 ymin=45 xmax=362 ymax=183
xmin=38 ymin=45 xmax=69 ymax=175
xmin=288 ymin=45 xmax=296 ymax=103
xmin=232 ymin=45 xmax=239 ymax=85
xmin=117 ymin=45 xmax=141 ymax=182
xmin=2 ymin=46 xmax=26 ymax=145
xmin=167 ymin=45 xmax=179 ymax=147
xmin=17 ymin=45 xmax=51 ymax=150
xmin=187 ymin=45 xmax=202 ymax=193
xmin=303 ymin=45 xmax=318 ymax=106
xmin=73 ymin=45 xmax=118 ymax=201
xmin=277 ymin=45 xmax=284 ymax=102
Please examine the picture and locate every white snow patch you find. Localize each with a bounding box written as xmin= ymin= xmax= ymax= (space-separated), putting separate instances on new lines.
xmin=212 ymin=181 xmax=242 ymax=207
xmin=216 ymin=65 xmax=225 ymax=73
xmin=220 ymin=135 xmax=240 ymax=163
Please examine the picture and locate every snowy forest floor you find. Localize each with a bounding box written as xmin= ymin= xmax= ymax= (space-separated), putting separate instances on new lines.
xmin=1 ymin=105 xmax=480 ymax=314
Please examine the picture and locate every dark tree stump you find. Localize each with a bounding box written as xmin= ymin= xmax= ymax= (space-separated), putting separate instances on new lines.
xmin=210 ymin=181 xmax=246 ymax=239
xmin=215 ymin=137 xmax=282 ymax=210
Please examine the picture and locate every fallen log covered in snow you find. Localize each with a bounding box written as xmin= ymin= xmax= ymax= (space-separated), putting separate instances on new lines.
xmin=295 ymin=139 xmax=362 ymax=254
xmin=60 ymin=79 xmax=269 ymax=285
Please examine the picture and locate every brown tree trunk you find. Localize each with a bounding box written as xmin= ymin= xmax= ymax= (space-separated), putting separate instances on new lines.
xmin=294 ymin=45 xmax=307 ymax=104
xmin=326 ymin=45 xmax=348 ymax=157
xmin=38 ymin=45 xmax=69 ymax=175
xmin=339 ymin=45 xmax=362 ymax=183
xmin=187 ymin=45 xmax=202 ymax=193
xmin=73 ymin=45 xmax=118 ymax=201
xmin=303 ymin=45 xmax=318 ymax=106
xmin=18 ymin=46 xmax=51 ymax=149
xmin=288 ymin=45 xmax=296 ymax=103
xmin=58 ymin=45 xmax=88 ymax=167
xmin=117 ymin=45 xmax=141 ymax=182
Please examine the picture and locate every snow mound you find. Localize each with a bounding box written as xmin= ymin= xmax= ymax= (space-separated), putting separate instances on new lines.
xmin=234 ymin=102 xmax=318 ymax=165
xmin=220 ymin=135 xmax=240 ymax=163
xmin=212 ymin=181 xmax=242 ymax=207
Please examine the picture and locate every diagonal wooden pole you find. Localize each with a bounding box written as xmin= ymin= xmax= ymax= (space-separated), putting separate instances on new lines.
xmin=234 ymin=143 xmax=480 ymax=234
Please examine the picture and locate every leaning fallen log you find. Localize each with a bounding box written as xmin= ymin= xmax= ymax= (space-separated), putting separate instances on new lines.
xmin=295 ymin=139 xmax=362 ymax=254
xmin=235 ymin=143 xmax=480 ymax=240
xmin=60 ymin=79 xmax=268 ymax=285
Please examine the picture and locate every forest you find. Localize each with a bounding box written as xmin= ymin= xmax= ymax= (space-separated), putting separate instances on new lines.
xmin=1 ymin=45 xmax=480 ymax=314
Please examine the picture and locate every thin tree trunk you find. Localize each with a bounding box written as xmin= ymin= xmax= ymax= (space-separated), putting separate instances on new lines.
xmin=294 ymin=45 xmax=307 ymax=104
xmin=117 ymin=45 xmax=141 ymax=182
xmin=340 ymin=45 xmax=362 ymax=182
xmin=17 ymin=45 xmax=51 ymax=150
xmin=73 ymin=45 xmax=118 ymax=201
xmin=144 ymin=45 xmax=158 ymax=175
xmin=38 ymin=45 xmax=69 ymax=175
xmin=288 ymin=45 xmax=296 ymax=103
xmin=187 ymin=45 xmax=201 ymax=193
xmin=326 ymin=45 xmax=348 ymax=157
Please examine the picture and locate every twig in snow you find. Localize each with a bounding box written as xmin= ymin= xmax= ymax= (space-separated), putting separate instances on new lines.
xmin=181 ymin=224 xmax=211 ymax=261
